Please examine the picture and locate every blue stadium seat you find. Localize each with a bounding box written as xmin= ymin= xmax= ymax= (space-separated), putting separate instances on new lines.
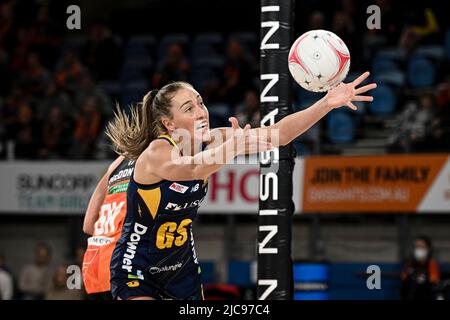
xmin=228 ymin=31 xmax=258 ymax=57
xmin=414 ymin=45 xmax=445 ymax=61
xmin=374 ymin=47 xmax=406 ymax=62
xmin=127 ymin=35 xmax=156 ymax=48
xmin=190 ymin=57 xmax=224 ymax=88
xmin=227 ymin=261 xmax=253 ymax=286
xmin=121 ymin=80 xmax=150 ymax=107
xmin=373 ymin=70 xmax=406 ymax=87
xmin=407 ymin=56 xmax=435 ymax=88
xmin=158 ymin=33 xmax=190 ymax=59
xmin=191 ymin=44 xmax=221 ymax=59
xmin=344 ymin=71 xmax=371 ymax=85
xmin=370 ymin=84 xmax=396 ymax=114
xmin=207 ymin=103 xmax=232 ymax=128
xmin=191 ymin=68 xmax=218 ymax=90
xmin=192 ymin=56 xmax=225 ymax=68
xmin=97 ymin=81 xmax=121 ymax=97
xmin=293 ymin=140 xmax=312 ymax=156
xmin=371 ymin=58 xmax=400 ymax=76
xmin=199 ymin=261 xmax=216 ymax=284
xmin=125 ymin=35 xmax=156 ymax=59
xmin=119 ymin=66 xmax=147 ymax=82
xmin=229 ymin=31 xmax=257 ymax=47
xmin=190 ymin=33 xmax=224 ymax=59
xmin=295 ymin=87 xmax=325 ymax=110
xmin=123 ymin=56 xmax=153 ymax=74
xmin=353 ymin=101 xmax=367 ymax=115
xmin=194 ymin=32 xmax=223 ymax=46
xmin=326 ymin=110 xmax=356 ymax=143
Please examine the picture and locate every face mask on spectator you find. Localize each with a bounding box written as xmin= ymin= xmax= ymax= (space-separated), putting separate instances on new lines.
xmin=414 ymin=248 xmax=428 ymax=261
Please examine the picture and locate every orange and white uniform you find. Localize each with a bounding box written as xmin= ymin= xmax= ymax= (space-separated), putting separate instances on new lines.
xmin=82 ymin=159 xmax=135 ymax=294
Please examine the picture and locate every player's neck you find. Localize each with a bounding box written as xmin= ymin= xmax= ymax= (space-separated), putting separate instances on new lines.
xmin=177 ymin=138 xmax=202 ymax=157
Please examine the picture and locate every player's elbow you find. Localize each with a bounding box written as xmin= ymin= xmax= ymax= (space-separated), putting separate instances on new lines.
xmin=82 ymin=221 xmax=94 ymax=236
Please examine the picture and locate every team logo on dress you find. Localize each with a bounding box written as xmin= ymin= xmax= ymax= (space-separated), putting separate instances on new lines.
xmin=191 ymin=184 xmax=199 ymax=192
xmin=127 ymin=270 xmax=144 ymax=280
xmin=126 ymin=281 xmax=140 ymax=288
xmin=169 ymin=182 xmax=189 ymax=194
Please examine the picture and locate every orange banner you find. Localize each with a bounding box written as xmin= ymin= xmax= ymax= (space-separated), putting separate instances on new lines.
xmin=302 ymin=154 xmax=449 ymax=213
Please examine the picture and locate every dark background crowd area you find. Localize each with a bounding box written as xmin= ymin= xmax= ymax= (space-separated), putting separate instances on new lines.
xmin=1 ymin=0 xmax=450 ymax=160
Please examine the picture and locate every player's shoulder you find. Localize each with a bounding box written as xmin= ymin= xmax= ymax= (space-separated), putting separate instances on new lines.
xmin=107 ymin=155 xmax=125 ymax=175
xmin=148 ymin=138 xmax=175 ymax=154
xmin=137 ymin=138 xmax=174 ymax=165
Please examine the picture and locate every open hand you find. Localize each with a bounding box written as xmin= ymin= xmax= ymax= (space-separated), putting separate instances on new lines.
xmin=326 ymin=71 xmax=377 ymax=110
xmin=228 ymin=117 xmax=273 ymax=154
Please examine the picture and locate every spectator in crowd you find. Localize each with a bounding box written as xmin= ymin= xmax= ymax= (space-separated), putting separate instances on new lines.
xmin=401 ymin=235 xmax=441 ymax=300
xmin=19 ymin=243 xmax=53 ymax=300
xmin=153 ymin=43 xmax=190 ymax=88
xmin=10 ymin=28 xmax=31 ymax=73
xmin=0 ymin=47 xmax=12 ymax=96
xmin=0 ymin=254 xmax=14 ymax=300
xmin=362 ymin=0 xmax=402 ymax=61
xmin=45 ymin=264 xmax=83 ymax=300
xmin=37 ymin=80 xmax=73 ymax=122
xmin=26 ymin=5 xmax=61 ymax=69
xmin=70 ymin=96 xmax=103 ymax=159
xmin=235 ymin=89 xmax=260 ymax=128
xmin=81 ymin=23 xmax=122 ymax=81
xmin=38 ymin=105 xmax=71 ymax=159
xmin=330 ymin=9 xmax=365 ymax=69
xmin=1 ymin=90 xmax=21 ymax=141
xmin=427 ymin=79 xmax=450 ymax=152
xmin=387 ymin=92 xmax=436 ymax=152
xmin=409 ymin=93 xmax=436 ymax=151
xmin=14 ymin=101 xmax=39 ymax=159
xmin=0 ymin=1 xmax=16 ymax=51
xmin=20 ymin=52 xmax=50 ymax=98
xmin=218 ymin=40 xmax=254 ymax=105
xmin=54 ymin=49 xmax=87 ymax=94
xmin=399 ymin=5 xmax=439 ymax=52
xmin=74 ymin=73 xmax=113 ymax=119
xmin=309 ymin=11 xmax=326 ymax=30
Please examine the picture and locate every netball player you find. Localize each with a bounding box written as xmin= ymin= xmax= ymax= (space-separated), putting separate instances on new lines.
xmin=82 ymin=156 xmax=135 ymax=300
xmin=107 ymin=72 xmax=376 ymax=300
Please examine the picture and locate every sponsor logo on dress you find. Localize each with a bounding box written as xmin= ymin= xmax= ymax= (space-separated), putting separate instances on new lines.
xmin=149 ymin=261 xmax=183 ymax=274
xmin=169 ymin=182 xmax=189 ymax=194
xmin=191 ymin=184 xmax=199 ymax=192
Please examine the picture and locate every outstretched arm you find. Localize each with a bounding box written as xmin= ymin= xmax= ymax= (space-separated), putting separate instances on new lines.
xmin=223 ymin=72 xmax=376 ymax=148
xmin=135 ymin=129 xmax=273 ymax=183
